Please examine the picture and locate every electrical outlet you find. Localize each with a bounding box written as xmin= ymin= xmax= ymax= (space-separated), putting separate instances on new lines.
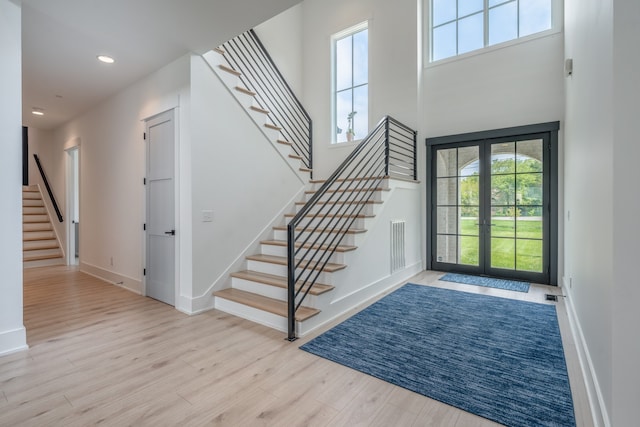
xmin=110 ymin=256 xmax=114 ymax=266
xmin=202 ymin=210 xmax=213 ymax=222
xmin=570 ymin=277 xmax=573 ymax=288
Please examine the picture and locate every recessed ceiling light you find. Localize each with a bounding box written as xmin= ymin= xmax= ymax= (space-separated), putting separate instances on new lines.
xmin=97 ymin=55 xmax=115 ymax=64
xmin=32 ymin=108 xmax=44 ymax=116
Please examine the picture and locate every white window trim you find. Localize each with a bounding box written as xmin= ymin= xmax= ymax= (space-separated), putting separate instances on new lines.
xmin=331 ymin=20 xmax=369 ymax=145
xmin=425 ymin=0 xmax=564 ymax=67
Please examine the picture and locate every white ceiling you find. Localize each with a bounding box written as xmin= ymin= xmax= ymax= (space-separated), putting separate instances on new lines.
xmin=20 ymin=0 xmax=300 ymax=130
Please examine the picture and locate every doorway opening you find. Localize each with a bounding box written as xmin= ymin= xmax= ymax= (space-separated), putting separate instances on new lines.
xmin=66 ymin=146 xmax=80 ymax=266
xmin=426 ymin=122 xmax=559 ymax=285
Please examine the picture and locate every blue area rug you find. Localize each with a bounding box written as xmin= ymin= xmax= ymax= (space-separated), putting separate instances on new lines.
xmin=301 ymin=284 xmax=575 ymax=427
xmin=440 ymin=273 xmax=530 ymax=293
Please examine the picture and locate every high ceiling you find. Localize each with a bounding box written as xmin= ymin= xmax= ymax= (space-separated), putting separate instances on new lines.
xmin=20 ymin=0 xmax=299 ymax=130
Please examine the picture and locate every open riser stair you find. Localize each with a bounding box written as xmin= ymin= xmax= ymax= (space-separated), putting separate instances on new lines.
xmin=22 ymin=185 xmax=64 ymax=268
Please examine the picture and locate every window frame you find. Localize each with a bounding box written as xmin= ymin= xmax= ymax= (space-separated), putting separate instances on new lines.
xmin=427 ymin=0 xmax=563 ymax=65
xmin=331 ymin=21 xmax=369 ymax=145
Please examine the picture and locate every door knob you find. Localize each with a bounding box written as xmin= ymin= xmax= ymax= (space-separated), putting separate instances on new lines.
xmin=164 ymin=230 xmax=175 ymax=236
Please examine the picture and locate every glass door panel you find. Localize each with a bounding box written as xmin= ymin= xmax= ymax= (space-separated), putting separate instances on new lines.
xmin=488 ymin=139 xmax=544 ymax=275
xmin=434 ymin=146 xmax=480 ymax=268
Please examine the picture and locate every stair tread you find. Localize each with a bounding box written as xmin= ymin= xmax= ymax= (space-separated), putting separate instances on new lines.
xmin=23 ymin=231 xmax=56 ymax=241
xmin=23 ymin=252 xmax=63 ymax=262
xmin=309 ymin=176 xmax=389 ymax=184
xmin=277 ymin=139 xmax=292 ymax=146
xmin=235 ymin=86 xmax=256 ymax=96
xmin=288 ymin=154 xmax=303 ymax=160
xmin=273 ymin=225 xmax=366 ymax=235
xmin=250 ymin=105 xmax=270 ymax=115
xmin=246 ymin=254 xmax=347 ymax=273
xmin=23 ymin=223 xmax=53 ymax=231
xmin=23 ymin=240 xmax=59 ymax=251
xmin=214 ymin=47 xmax=226 ymax=55
xmin=218 ymin=64 xmax=241 ymax=77
xmin=295 ymin=200 xmax=383 ymax=206
xmin=305 ymin=187 xmax=389 ymax=195
xmin=284 ymin=213 xmax=374 ymax=219
xmin=23 ymin=209 xmax=47 ymax=215
xmin=299 ymin=167 xmax=312 ymax=173
xmin=231 ymin=270 xmax=334 ymax=295
xmin=22 ymin=193 xmax=42 ymax=200
xmin=261 ymin=240 xmax=357 ymax=253
xmin=23 ymin=216 xmax=51 ymax=223
xmin=214 ymin=288 xmax=320 ymax=321
xmin=264 ymin=123 xmax=282 ymax=131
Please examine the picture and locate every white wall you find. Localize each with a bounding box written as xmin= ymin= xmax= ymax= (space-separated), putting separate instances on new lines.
xmin=301 ymin=0 xmax=419 ymax=178
xmin=564 ymin=0 xmax=615 ymax=424
xmin=188 ymin=55 xmax=304 ymax=304
xmin=611 ymin=0 xmax=640 ymax=425
xmin=51 ymin=56 xmax=191 ymax=295
xmin=254 ymin=3 xmax=304 ymax=98
xmin=0 ymin=0 xmax=27 ymax=356
xmin=422 ymin=33 xmax=565 ymax=138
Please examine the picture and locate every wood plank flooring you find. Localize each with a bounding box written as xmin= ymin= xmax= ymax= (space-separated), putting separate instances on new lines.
xmin=0 ymin=266 xmax=594 ymax=426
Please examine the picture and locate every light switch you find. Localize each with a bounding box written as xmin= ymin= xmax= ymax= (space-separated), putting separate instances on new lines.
xmin=202 ymin=210 xmax=213 ymax=222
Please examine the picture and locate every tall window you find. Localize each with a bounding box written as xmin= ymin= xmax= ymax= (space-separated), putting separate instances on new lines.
xmin=431 ymin=0 xmax=554 ymax=62
xmin=333 ymin=23 xmax=368 ymax=143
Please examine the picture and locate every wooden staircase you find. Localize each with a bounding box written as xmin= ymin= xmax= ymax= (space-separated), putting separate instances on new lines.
xmin=213 ymin=177 xmax=390 ymax=335
xmin=22 ymin=185 xmax=64 ymax=268
xmin=205 ymin=42 xmax=404 ymax=337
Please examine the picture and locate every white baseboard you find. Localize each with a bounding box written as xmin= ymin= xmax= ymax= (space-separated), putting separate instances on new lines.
xmin=564 ymin=289 xmax=610 ymax=427
xmin=80 ymin=262 xmax=142 ymax=295
xmin=0 ymin=327 xmax=28 ymax=357
xmin=176 ymin=294 xmax=215 ymax=316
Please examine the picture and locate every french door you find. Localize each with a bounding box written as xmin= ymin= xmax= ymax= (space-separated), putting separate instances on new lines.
xmin=427 ymin=124 xmax=558 ymax=285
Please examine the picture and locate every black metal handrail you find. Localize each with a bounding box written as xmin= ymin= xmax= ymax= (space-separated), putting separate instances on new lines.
xmin=286 ymin=116 xmax=417 ymax=340
xmin=219 ymin=30 xmax=313 ymax=174
xmin=33 ymin=154 xmax=63 ymax=223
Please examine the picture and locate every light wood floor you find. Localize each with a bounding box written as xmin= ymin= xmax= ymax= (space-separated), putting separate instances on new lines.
xmin=0 ymin=266 xmax=593 ymax=426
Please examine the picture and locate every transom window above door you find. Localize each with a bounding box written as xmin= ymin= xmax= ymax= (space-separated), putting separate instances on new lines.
xmin=332 ymin=22 xmax=368 ymax=144
xmin=430 ymin=0 xmax=558 ymax=62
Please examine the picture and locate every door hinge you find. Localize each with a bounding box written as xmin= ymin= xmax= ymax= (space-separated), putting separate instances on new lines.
xmin=143 ymin=177 xmax=146 ymax=185
xmin=143 ymin=268 xmax=146 ymax=276
xmin=143 ymin=223 xmax=146 ymax=231
xmin=143 ymin=132 xmax=146 ymax=140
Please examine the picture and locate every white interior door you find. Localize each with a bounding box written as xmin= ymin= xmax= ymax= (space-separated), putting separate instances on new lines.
xmin=146 ymin=110 xmax=175 ymax=306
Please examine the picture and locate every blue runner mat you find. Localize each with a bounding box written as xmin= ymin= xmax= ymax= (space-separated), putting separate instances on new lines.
xmin=301 ymin=284 xmax=574 ymax=427
xmin=440 ymin=273 xmax=530 ymax=292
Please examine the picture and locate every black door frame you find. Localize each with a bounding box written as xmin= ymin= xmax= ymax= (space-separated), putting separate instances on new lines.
xmin=426 ymin=122 xmax=559 ymax=285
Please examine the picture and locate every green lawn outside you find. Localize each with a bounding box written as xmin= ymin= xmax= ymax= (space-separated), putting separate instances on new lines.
xmin=458 ymin=218 xmax=543 ymax=272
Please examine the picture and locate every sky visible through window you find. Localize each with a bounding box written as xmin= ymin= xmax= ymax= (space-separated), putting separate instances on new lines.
xmin=334 ymin=27 xmax=368 ymax=143
xmin=432 ymin=0 xmax=552 ymax=62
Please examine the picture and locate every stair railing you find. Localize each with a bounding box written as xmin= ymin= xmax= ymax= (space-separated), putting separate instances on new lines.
xmin=286 ymin=116 xmax=417 ymax=340
xmin=33 ymin=154 xmax=63 ymax=223
xmin=219 ymin=29 xmax=313 ymax=174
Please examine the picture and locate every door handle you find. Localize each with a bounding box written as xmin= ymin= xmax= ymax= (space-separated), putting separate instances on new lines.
xmin=164 ymin=230 xmax=175 ymax=236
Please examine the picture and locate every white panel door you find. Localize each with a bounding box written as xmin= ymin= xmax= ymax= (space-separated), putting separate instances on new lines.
xmin=146 ymin=110 xmax=175 ymax=305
